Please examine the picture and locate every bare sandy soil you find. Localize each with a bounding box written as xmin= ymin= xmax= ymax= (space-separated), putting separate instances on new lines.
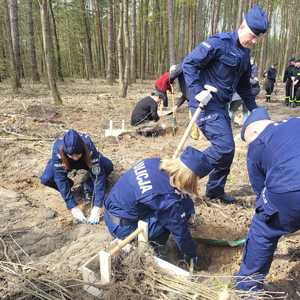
xmin=0 ymin=79 xmax=299 ymax=299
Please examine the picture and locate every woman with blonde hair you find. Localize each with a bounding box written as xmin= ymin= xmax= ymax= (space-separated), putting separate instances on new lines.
xmin=40 ymin=129 xmax=113 ymax=224
xmin=103 ymin=146 xmax=203 ymax=267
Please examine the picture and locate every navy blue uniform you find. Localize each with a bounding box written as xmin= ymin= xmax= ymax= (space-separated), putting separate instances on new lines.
xmin=283 ymin=64 xmax=294 ymax=105
xmin=182 ymin=31 xmax=257 ymax=198
xmin=40 ymin=133 xmax=113 ymax=209
xmin=236 ymin=118 xmax=300 ymax=291
xmin=104 ymin=158 xmax=197 ymax=258
xmin=264 ymin=66 xmax=277 ymax=102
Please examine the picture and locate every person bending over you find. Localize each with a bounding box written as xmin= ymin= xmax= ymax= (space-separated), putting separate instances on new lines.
xmin=40 ymin=129 xmax=113 ymax=224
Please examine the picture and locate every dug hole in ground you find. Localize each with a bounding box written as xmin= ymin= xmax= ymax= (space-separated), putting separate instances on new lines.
xmin=0 ymin=79 xmax=299 ymax=299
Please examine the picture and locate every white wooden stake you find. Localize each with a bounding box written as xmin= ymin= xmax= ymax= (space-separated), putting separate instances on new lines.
xmin=137 ymin=220 xmax=148 ymax=246
xmin=99 ymin=250 xmax=111 ymax=284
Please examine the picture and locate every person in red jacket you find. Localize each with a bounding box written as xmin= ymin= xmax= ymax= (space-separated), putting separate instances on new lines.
xmin=155 ymin=65 xmax=182 ymax=107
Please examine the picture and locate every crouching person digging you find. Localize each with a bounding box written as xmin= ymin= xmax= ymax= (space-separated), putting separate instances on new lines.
xmin=104 ymin=148 xmax=206 ymax=270
xmin=40 ymin=129 xmax=113 ymax=224
xmin=236 ymin=107 xmax=300 ymax=292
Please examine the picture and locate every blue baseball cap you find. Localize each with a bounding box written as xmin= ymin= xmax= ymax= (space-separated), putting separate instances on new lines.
xmin=241 ymin=107 xmax=270 ymax=141
xmin=180 ymin=146 xmax=211 ymax=178
xmin=63 ymin=129 xmax=84 ymax=155
xmin=245 ymin=5 xmax=269 ymax=36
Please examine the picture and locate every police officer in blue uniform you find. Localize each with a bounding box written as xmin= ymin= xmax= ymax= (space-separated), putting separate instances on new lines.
xmin=236 ymin=108 xmax=300 ymax=291
xmin=104 ymin=148 xmax=204 ymax=265
xmin=40 ymin=129 xmax=113 ymax=224
xmin=182 ymin=5 xmax=268 ymax=203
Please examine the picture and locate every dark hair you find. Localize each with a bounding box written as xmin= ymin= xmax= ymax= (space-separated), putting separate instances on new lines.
xmin=60 ymin=142 xmax=91 ymax=171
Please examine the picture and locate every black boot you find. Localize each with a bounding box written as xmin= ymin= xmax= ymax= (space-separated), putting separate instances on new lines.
xmin=207 ymin=192 xmax=236 ymax=204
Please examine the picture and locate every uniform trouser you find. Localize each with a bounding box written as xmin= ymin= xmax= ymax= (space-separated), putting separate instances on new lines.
xmin=40 ymin=156 xmax=113 ymax=194
xmin=295 ymin=85 xmax=300 ymax=106
xmin=236 ymin=188 xmax=300 ymax=291
xmin=265 ymin=80 xmax=275 ymax=99
xmin=155 ymin=88 xmax=168 ymax=107
xmin=104 ymin=198 xmax=195 ymax=247
xmin=285 ymin=81 xmax=292 ymax=105
xmin=104 ymin=211 xmax=171 ymax=246
xmin=193 ymin=110 xmax=235 ymax=198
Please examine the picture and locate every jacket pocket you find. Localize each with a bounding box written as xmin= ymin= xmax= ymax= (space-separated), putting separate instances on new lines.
xmin=220 ymin=54 xmax=240 ymax=67
xmin=218 ymin=54 xmax=240 ymax=81
xmin=255 ymin=199 xmax=278 ymax=224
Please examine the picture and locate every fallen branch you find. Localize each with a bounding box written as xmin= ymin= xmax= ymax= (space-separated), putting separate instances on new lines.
xmin=1 ymin=128 xmax=53 ymax=141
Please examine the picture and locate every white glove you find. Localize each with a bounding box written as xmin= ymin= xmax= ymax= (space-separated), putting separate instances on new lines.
xmin=195 ymin=90 xmax=212 ymax=107
xmin=87 ymin=206 xmax=100 ymax=224
xmin=71 ymin=207 xmax=87 ymax=223
xmin=169 ymin=64 xmax=177 ymax=74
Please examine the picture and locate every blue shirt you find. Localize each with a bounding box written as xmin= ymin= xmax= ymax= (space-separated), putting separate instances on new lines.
xmin=182 ymin=31 xmax=257 ymax=113
xmin=52 ymin=133 xmax=107 ymax=208
xmin=247 ymin=118 xmax=300 ymax=196
xmin=105 ymin=158 xmax=197 ymax=257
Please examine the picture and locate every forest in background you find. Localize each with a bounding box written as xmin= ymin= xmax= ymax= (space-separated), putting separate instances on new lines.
xmin=0 ymin=0 xmax=299 ymax=102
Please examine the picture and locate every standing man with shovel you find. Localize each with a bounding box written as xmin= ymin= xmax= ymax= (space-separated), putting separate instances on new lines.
xmin=182 ymin=5 xmax=269 ymax=203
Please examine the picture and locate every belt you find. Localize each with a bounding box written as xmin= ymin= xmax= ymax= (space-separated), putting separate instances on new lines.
xmin=106 ymin=210 xmax=135 ymax=226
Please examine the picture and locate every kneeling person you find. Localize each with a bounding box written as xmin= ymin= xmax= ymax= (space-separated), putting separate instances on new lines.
xmin=104 ymin=148 xmax=203 ymax=265
xmin=131 ymin=91 xmax=163 ymax=126
xmin=40 ymin=129 xmax=113 ymax=224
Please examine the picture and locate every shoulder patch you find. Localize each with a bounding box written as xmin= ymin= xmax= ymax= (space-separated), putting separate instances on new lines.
xmin=201 ymin=41 xmax=211 ymax=49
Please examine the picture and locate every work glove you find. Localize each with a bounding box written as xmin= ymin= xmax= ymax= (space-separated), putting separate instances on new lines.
xmin=71 ymin=207 xmax=87 ymax=223
xmin=184 ymin=254 xmax=202 ymax=272
xmin=87 ymin=206 xmax=100 ymax=224
xmin=169 ymin=64 xmax=177 ymax=74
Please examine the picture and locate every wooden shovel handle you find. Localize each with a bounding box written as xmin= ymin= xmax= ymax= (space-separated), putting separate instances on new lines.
xmin=109 ymin=227 xmax=143 ymax=256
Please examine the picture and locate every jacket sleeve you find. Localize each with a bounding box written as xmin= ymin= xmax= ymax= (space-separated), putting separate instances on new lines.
xmin=86 ymin=136 xmax=107 ymax=208
xmin=182 ymin=39 xmax=218 ymax=102
xmin=141 ymin=194 xmax=197 ymax=257
xmin=150 ymin=102 xmax=159 ymax=121
xmin=236 ymin=63 xmax=257 ymax=111
xmin=52 ymin=149 xmax=77 ymax=209
xmin=170 ymin=63 xmax=183 ymax=82
xmin=247 ymin=157 xmax=266 ymax=197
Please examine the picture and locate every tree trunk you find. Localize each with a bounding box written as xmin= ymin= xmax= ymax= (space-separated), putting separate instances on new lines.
xmin=39 ymin=0 xmax=62 ymax=105
xmin=93 ymin=0 xmax=106 ymax=77
xmin=121 ymin=0 xmax=129 ymax=97
xmin=236 ymin=0 xmax=244 ymax=28
xmin=9 ymin=0 xmax=22 ymax=81
xmin=140 ymin=0 xmax=148 ymax=80
xmin=167 ymin=0 xmax=176 ymax=65
xmin=106 ymin=0 xmax=114 ymax=84
xmin=130 ymin=0 xmax=136 ymax=83
xmin=178 ymin=2 xmax=186 ymax=61
xmin=27 ymin=0 xmax=40 ymax=82
xmin=80 ymin=0 xmax=94 ymax=80
xmin=49 ymin=0 xmax=64 ymax=81
xmin=5 ymin=0 xmax=20 ymax=91
xmin=117 ymin=1 xmax=124 ymax=94
xmin=212 ymin=0 xmax=221 ymax=34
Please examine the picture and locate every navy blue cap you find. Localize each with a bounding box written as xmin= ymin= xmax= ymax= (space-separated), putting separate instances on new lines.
xmin=245 ymin=5 xmax=269 ymax=36
xmin=180 ymin=146 xmax=211 ymax=178
xmin=241 ymin=107 xmax=270 ymax=141
xmin=63 ymin=129 xmax=84 ymax=155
